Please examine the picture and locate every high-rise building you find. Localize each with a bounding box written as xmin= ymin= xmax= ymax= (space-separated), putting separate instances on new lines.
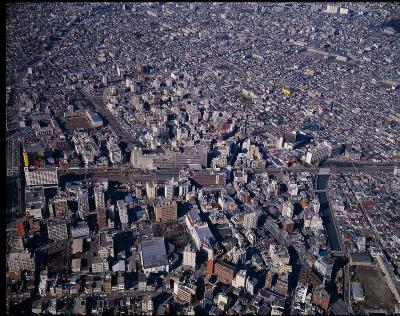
xmin=146 ymin=181 xmax=157 ymax=199
xmin=164 ymin=178 xmax=177 ymax=200
xmin=49 ymin=193 xmax=69 ymax=217
xmin=179 ymin=181 xmax=191 ymax=197
xmin=183 ymin=244 xmax=196 ymax=268
xmin=117 ymin=199 xmax=129 ymax=228
xmin=77 ymin=188 xmax=90 ymax=218
xmin=155 ymin=199 xmax=177 ymax=223
xmin=47 ymin=220 xmax=68 ymax=241
xmin=214 ymin=261 xmax=236 ymax=284
xmin=94 ymin=185 xmax=105 ymax=209
xmin=97 ymin=207 xmax=108 ymax=231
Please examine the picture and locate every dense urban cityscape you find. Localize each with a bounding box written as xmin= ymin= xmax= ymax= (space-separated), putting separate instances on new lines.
xmin=6 ymin=2 xmax=400 ymax=315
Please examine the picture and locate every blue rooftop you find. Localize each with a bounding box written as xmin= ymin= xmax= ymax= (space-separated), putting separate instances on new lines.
xmin=92 ymin=114 xmax=103 ymax=122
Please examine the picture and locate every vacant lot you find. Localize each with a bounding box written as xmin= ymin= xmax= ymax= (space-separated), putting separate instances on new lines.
xmin=354 ymin=265 xmax=396 ymax=313
xmin=65 ymin=115 xmax=92 ymax=131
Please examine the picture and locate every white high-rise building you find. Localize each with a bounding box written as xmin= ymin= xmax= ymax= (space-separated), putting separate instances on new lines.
xmin=233 ymin=270 xmax=247 ymax=289
xmin=117 ymin=199 xmax=129 ymax=228
xmin=146 ymin=181 xmax=157 ymax=199
xmin=164 ymin=178 xmax=177 ymax=200
xmin=183 ymin=244 xmax=196 ymax=268
xmin=179 ymin=181 xmax=190 ymax=197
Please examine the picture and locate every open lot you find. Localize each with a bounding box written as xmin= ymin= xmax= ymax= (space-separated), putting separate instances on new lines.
xmin=353 ymin=265 xmax=396 ymax=313
xmin=65 ymin=115 xmax=92 ymax=131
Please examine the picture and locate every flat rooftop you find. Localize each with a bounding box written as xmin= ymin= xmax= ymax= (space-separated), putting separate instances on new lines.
xmin=140 ymin=237 xmax=168 ymax=269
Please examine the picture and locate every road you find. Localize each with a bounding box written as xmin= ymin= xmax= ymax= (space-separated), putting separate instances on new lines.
xmin=317 ymin=175 xmax=343 ymax=252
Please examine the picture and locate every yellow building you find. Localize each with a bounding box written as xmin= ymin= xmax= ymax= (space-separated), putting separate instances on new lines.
xmin=23 ymin=152 xmax=29 ymax=167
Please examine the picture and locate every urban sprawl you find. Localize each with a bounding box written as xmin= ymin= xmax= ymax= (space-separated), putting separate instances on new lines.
xmin=5 ymin=2 xmax=400 ymax=315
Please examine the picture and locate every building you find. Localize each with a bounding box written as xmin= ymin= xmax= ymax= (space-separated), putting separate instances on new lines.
xmin=243 ymin=211 xmax=261 ymax=230
xmin=85 ymin=110 xmax=103 ymax=128
xmin=314 ymin=257 xmax=334 ymax=281
xmin=179 ymin=181 xmax=191 ymax=197
xmin=281 ymin=201 xmax=294 ymax=218
xmin=183 ymin=244 xmax=197 ymax=268
xmin=140 ymin=237 xmax=169 ymax=275
xmin=207 ymin=260 xmax=215 ymax=276
xmin=97 ymin=207 xmax=108 ymax=231
xmin=16 ymin=218 xmax=27 ymax=237
xmin=24 ymin=167 xmax=58 ymax=187
xmin=326 ymin=4 xmax=338 ymax=14
xmin=48 ymin=193 xmax=69 ymax=217
xmin=47 ymin=220 xmax=68 ymax=241
xmin=351 ymin=282 xmax=365 ymax=302
xmin=92 ymin=257 xmax=109 ymax=273
xmin=232 ymin=270 xmax=247 ymax=288
xmin=214 ymin=261 xmax=235 ymax=284
xmin=155 ymin=199 xmax=177 ymax=223
xmin=8 ymin=251 xmax=36 ymax=275
xmin=274 ymin=276 xmax=289 ymax=296
xmin=176 ymin=285 xmax=194 ymax=304
xmin=77 ymin=188 xmax=90 ymax=217
xmin=305 ymin=143 xmax=332 ymax=165
xmin=138 ymin=272 xmax=147 ymax=291
xmin=264 ymin=270 xmax=273 ymax=289
xmin=146 ymin=181 xmax=157 ymax=199
xmin=25 ymin=186 xmax=46 ymax=219
xmin=185 ymin=207 xmax=215 ymax=251
xmin=131 ymin=146 xmax=207 ymax=170
xmin=71 ymin=222 xmax=90 ymax=238
xmin=311 ymin=284 xmax=330 ymax=311
xmin=117 ymin=199 xmax=129 ymax=227
xmin=164 ymin=178 xmax=177 ymax=200
xmin=349 ymin=252 xmax=372 ymax=266
xmin=94 ymin=185 xmax=105 ymax=209
xmin=191 ymin=171 xmax=227 ymax=187
xmin=142 ymin=296 xmax=153 ymax=315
